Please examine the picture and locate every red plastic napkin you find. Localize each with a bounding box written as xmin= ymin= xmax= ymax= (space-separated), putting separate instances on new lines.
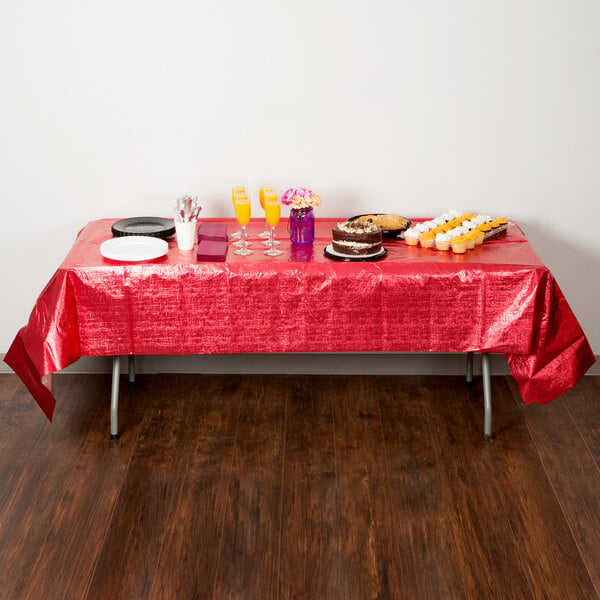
xmin=197 ymin=222 xmax=228 ymax=242
xmin=196 ymin=239 xmax=228 ymax=261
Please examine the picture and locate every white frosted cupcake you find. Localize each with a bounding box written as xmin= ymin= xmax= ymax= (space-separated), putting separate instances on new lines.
xmin=449 ymin=226 xmax=467 ymax=237
xmin=404 ymin=228 xmax=420 ymax=246
xmin=435 ymin=233 xmax=451 ymax=251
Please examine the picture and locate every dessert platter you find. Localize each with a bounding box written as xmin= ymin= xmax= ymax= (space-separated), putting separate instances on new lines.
xmin=324 ymin=220 xmax=388 ymax=261
xmin=348 ymin=213 xmax=411 ymax=238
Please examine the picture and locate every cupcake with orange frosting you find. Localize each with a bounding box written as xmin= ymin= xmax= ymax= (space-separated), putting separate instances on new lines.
xmin=465 ymin=232 xmax=477 ymax=250
xmin=490 ymin=217 xmax=508 ymax=230
xmin=451 ymin=236 xmax=468 ymax=254
xmin=420 ymin=231 xmax=435 ymax=248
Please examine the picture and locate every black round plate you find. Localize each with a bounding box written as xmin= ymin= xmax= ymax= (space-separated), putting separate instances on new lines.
xmin=323 ymin=244 xmax=388 ymax=262
xmin=111 ymin=217 xmax=175 ymax=239
xmin=347 ymin=214 xmax=412 ymax=238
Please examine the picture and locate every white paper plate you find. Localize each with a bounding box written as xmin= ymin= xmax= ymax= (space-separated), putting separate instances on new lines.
xmin=101 ymin=236 xmax=168 ymax=261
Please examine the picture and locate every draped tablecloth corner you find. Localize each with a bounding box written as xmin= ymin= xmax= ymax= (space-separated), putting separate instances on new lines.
xmin=505 ymin=272 xmax=596 ymax=404
xmin=5 ymin=332 xmax=56 ymax=421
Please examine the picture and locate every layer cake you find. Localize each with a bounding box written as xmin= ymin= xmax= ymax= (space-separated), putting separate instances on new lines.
xmin=332 ymin=220 xmax=383 ymax=256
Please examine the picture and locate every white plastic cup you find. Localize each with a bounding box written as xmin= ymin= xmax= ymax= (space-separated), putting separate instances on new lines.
xmin=175 ymin=221 xmax=196 ymax=251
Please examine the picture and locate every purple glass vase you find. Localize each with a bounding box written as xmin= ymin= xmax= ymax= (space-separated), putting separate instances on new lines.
xmin=289 ymin=207 xmax=315 ymax=246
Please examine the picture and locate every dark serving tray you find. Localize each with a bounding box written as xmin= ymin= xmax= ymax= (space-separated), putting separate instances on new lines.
xmin=111 ymin=217 xmax=175 ymax=239
xmin=347 ymin=214 xmax=412 ymax=238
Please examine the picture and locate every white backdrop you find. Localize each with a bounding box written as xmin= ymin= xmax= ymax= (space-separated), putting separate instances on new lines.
xmin=1 ymin=0 xmax=599 ymax=360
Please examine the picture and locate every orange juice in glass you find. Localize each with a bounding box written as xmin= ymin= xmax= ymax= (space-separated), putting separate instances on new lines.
xmin=231 ymin=186 xmax=247 ymax=239
xmin=259 ymin=186 xmax=272 ymax=209
xmin=265 ymin=199 xmax=279 ymax=226
xmin=263 ymin=195 xmax=283 ymax=256
xmin=262 ymin=190 xmax=281 ymax=246
xmin=258 ymin=186 xmax=273 ymax=238
xmin=232 ymin=186 xmax=246 ymax=204
xmin=235 ymin=196 xmax=251 ymax=224
xmin=234 ymin=196 xmax=253 ymax=255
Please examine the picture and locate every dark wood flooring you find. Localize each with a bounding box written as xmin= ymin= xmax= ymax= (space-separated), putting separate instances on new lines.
xmin=1 ymin=372 xmax=600 ymax=599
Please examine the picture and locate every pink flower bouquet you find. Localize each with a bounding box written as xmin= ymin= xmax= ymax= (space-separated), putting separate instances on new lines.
xmin=280 ymin=188 xmax=321 ymax=209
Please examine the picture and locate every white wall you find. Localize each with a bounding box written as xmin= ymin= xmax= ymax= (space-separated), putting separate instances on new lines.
xmin=1 ymin=0 xmax=599 ymax=356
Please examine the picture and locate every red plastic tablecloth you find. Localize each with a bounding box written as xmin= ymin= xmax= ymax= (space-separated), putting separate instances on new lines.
xmin=5 ymin=218 xmax=595 ymax=421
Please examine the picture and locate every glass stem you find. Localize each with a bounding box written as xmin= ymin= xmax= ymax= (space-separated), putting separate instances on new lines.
xmin=241 ymin=226 xmax=246 ymax=249
xmin=270 ymin=226 xmax=275 ymax=249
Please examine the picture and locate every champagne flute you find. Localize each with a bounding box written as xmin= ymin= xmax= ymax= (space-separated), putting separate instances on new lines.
xmin=232 ymin=191 xmax=252 ymax=247
xmin=230 ymin=186 xmax=247 ymax=240
xmin=262 ymin=190 xmax=281 ymax=246
xmin=234 ymin=196 xmax=253 ymax=255
xmin=263 ymin=196 xmax=283 ymax=256
xmin=257 ymin=186 xmax=273 ymax=239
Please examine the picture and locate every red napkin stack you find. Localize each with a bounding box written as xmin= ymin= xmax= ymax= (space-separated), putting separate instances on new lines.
xmin=196 ymin=223 xmax=228 ymax=262
xmin=197 ymin=222 xmax=228 ymax=242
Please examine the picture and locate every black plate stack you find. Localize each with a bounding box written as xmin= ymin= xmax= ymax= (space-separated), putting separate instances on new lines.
xmin=111 ymin=217 xmax=175 ymax=239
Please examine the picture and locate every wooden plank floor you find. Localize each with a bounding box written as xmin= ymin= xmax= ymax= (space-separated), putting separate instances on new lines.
xmin=1 ymin=372 xmax=599 ymax=599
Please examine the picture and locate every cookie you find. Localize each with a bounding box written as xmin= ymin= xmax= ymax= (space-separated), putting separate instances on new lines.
xmin=357 ymin=214 xmax=409 ymax=230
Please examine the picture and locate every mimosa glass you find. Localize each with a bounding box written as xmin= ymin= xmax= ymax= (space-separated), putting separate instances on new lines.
xmin=263 ymin=197 xmax=283 ymax=256
xmin=258 ymin=186 xmax=273 ymax=239
xmin=232 ymin=193 xmax=252 ymax=247
xmin=230 ymin=186 xmax=248 ymax=240
xmin=234 ymin=197 xmax=253 ymax=255
xmin=261 ymin=190 xmax=281 ymax=246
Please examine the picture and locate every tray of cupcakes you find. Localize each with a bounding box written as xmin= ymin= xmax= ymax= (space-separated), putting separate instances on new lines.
xmin=403 ymin=211 xmax=509 ymax=254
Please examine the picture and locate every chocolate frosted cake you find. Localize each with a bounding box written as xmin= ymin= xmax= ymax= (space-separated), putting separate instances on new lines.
xmin=332 ymin=220 xmax=383 ymax=256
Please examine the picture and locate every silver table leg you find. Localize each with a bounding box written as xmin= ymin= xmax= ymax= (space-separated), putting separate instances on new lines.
xmin=128 ymin=355 xmax=136 ymax=385
xmin=111 ymin=356 xmax=120 ymax=440
xmin=482 ymin=352 xmax=492 ymax=440
xmin=466 ymin=352 xmax=474 ymax=387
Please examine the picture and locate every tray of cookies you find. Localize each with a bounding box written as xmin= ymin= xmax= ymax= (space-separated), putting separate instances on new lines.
xmin=348 ymin=214 xmax=412 ymax=238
